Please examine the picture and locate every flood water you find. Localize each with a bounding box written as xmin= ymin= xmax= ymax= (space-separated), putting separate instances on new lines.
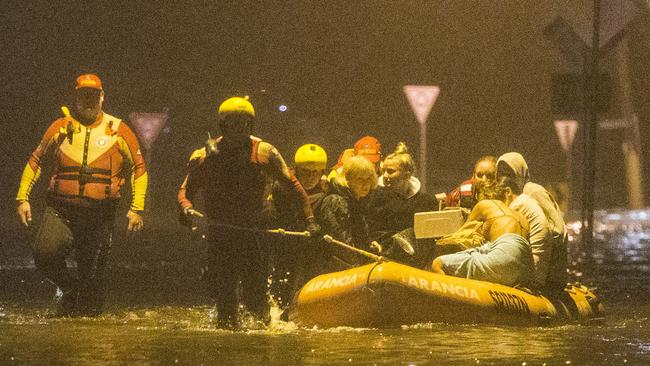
xmin=1 ymin=209 xmax=649 ymax=365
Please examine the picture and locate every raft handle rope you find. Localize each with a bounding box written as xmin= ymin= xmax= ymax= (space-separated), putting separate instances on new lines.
xmin=187 ymin=209 xmax=311 ymax=237
xmin=322 ymin=235 xmax=385 ymax=263
xmin=208 ymin=220 xmax=311 ymax=237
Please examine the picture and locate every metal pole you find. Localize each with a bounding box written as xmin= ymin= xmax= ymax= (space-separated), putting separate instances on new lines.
xmin=419 ymin=122 xmax=427 ymax=192
xmin=582 ymin=0 xmax=600 ymax=252
xmin=615 ymin=36 xmax=645 ymax=209
xmin=566 ymin=145 xmax=573 ymax=215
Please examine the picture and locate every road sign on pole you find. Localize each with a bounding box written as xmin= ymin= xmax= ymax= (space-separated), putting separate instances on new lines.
xmin=403 ymin=85 xmax=440 ymax=125
xmin=554 ymin=120 xmax=579 ymax=153
xmin=403 ymin=85 xmax=440 ymax=192
xmin=129 ymin=111 xmax=168 ymax=151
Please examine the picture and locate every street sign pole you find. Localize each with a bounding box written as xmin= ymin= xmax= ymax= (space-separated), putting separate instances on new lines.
xmin=129 ymin=110 xmax=168 ymax=178
xmin=554 ymin=120 xmax=579 ymax=213
xmin=545 ymin=0 xmax=643 ymax=253
xmin=403 ymin=85 xmax=440 ymax=192
xmin=583 ymin=0 xmax=601 ymax=253
xmin=418 ymin=122 xmax=427 ymax=192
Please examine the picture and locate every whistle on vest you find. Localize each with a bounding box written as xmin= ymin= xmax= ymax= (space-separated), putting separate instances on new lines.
xmin=57 ymin=120 xmax=75 ymax=144
xmin=66 ymin=122 xmax=75 ymax=144
xmin=105 ymin=120 xmax=118 ymax=136
xmin=60 ymin=106 xmax=75 ymax=144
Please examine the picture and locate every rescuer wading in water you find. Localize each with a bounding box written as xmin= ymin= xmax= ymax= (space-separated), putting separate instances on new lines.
xmin=16 ymin=73 xmax=147 ymax=316
xmin=178 ymin=96 xmax=318 ymax=329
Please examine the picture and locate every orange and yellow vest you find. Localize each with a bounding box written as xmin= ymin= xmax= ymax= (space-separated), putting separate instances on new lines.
xmin=17 ymin=112 xmax=147 ymax=210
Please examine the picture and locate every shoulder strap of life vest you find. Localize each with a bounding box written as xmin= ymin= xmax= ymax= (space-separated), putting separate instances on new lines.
xmin=250 ymin=136 xmax=270 ymax=164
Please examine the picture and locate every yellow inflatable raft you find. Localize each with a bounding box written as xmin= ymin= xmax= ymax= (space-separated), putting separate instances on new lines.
xmin=288 ymin=261 xmax=604 ymax=328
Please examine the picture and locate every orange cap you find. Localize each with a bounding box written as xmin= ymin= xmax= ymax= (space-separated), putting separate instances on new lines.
xmin=332 ymin=148 xmax=355 ymax=169
xmin=353 ymin=135 xmax=381 ymax=163
xmin=75 ymin=74 xmax=103 ymax=90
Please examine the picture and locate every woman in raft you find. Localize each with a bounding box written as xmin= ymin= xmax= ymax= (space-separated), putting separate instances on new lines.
xmin=431 ymin=179 xmax=534 ymax=288
xmin=319 ymin=155 xmax=378 ymax=269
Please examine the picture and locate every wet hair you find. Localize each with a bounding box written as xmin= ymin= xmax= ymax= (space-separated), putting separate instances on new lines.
xmin=473 ymin=155 xmax=497 ymax=173
xmin=474 ymin=179 xmax=507 ymax=202
xmin=383 ymin=142 xmax=415 ymax=175
xmin=343 ymin=155 xmax=378 ymax=186
xmin=497 ymin=175 xmax=522 ymax=195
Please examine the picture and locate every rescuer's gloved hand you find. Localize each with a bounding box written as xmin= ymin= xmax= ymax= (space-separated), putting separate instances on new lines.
xmin=180 ymin=206 xmax=204 ymax=230
xmin=16 ymin=201 xmax=32 ymax=227
xmin=184 ymin=207 xmax=204 ymax=218
xmin=205 ymin=134 xmax=218 ymax=156
xmin=305 ymin=216 xmax=321 ymax=237
xmin=127 ymin=210 xmax=144 ymax=232
xmin=369 ymin=241 xmax=383 ymax=254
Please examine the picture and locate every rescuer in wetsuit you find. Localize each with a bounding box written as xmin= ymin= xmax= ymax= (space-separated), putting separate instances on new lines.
xmin=16 ymin=73 xmax=147 ymax=316
xmin=179 ymin=96 xmax=317 ymax=329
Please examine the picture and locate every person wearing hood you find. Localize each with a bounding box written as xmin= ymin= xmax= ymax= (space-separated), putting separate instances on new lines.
xmin=496 ymin=152 xmax=568 ymax=294
xmin=319 ymin=155 xmax=378 ymax=269
xmin=497 ymin=174 xmax=551 ymax=290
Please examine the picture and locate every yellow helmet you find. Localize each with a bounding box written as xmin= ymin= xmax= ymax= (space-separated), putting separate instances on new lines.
xmin=294 ymin=144 xmax=328 ymax=170
xmin=218 ymin=96 xmax=255 ymax=119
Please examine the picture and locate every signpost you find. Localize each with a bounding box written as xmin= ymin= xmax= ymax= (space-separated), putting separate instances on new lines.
xmin=129 ymin=111 xmax=168 ymax=153
xmin=544 ymin=0 xmax=646 ymax=249
xmin=403 ymin=85 xmax=440 ymax=192
xmin=129 ymin=110 xmax=169 ymax=176
xmin=554 ymin=120 xmax=579 ymax=212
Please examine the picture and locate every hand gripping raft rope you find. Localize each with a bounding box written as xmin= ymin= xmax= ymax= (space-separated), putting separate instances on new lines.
xmin=322 ymin=235 xmax=384 ymax=263
xmin=208 ymin=220 xmax=311 ymax=237
xmin=185 ymin=208 xmax=311 ymax=237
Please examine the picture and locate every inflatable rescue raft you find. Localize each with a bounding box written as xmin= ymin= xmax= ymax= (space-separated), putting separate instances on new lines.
xmin=288 ymin=261 xmax=604 ymax=328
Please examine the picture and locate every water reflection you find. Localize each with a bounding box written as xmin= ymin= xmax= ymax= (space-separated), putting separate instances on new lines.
xmin=1 ymin=308 xmax=649 ymax=364
xmin=567 ymin=208 xmax=650 ymax=267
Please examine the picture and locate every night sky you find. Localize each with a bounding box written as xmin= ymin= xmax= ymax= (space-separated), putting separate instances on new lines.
xmin=1 ymin=1 xmax=649 ymax=247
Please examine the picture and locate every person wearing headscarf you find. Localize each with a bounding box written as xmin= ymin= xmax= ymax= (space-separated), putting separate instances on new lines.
xmin=496 ymin=152 xmax=568 ymax=294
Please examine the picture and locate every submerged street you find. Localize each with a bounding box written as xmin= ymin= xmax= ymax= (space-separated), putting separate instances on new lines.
xmin=2 ymin=1 xmax=650 ymax=364
xmin=1 ymin=210 xmax=649 ymax=365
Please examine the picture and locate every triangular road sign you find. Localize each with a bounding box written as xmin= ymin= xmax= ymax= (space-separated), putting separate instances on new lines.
xmin=130 ymin=111 xmax=168 ymax=150
xmin=554 ymin=120 xmax=579 ymax=153
xmin=403 ymin=85 xmax=440 ymax=125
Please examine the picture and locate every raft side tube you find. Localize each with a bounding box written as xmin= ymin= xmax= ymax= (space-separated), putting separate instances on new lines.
xmin=368 ymin=262 xmax=555 ymax=326
xmin=288 ymin=263 xmax=381 ymax=327
xmin=288 ymin=261 xmax=604 ymax=328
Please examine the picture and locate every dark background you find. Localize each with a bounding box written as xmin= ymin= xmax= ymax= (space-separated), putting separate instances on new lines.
xmin=1 ymin=1 xmax=648 ymax=254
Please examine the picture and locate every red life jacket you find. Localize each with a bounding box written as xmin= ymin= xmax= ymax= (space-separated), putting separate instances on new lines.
xmin=445 ymin=178 xmax=475 ymax=209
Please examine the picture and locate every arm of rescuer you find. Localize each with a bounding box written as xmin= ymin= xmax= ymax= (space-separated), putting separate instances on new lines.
xmin=259 ymin=142 xmax=319 ymax=235
xmin=16 ymin=118 xmax=69 ymax=226
xmin=177 ymin=147 xmax=207 ymax=227
xmin=115 ymin=121 xmax=148 ymax=231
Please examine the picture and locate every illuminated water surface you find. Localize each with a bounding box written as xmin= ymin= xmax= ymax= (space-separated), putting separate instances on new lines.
xmin=1 ymin=209 xmax=649 ymax=365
